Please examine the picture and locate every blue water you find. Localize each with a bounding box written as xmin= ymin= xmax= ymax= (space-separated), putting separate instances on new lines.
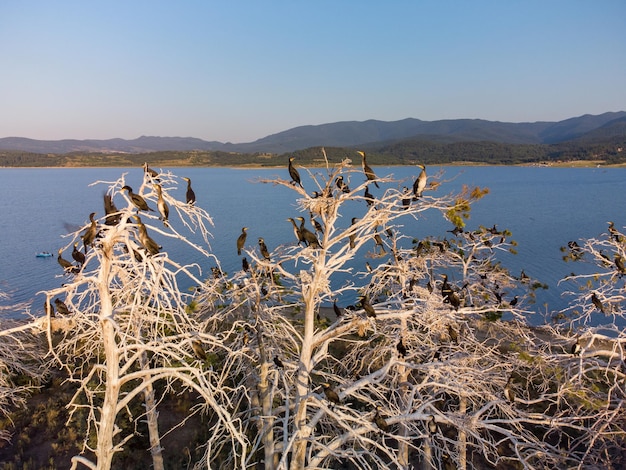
xmin=0 ymin=166 xmax=624 ymax=322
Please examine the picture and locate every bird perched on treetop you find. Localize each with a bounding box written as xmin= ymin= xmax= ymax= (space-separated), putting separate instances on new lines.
xmin=357 ymin=150 xmax=379 ymax=188
xmin=81 ymin=212 xmax=98 ymax=248
xmin=237 ymin=227 xmax=248 ymax=255
xmin=288 ymin=157 xmax=303 ymax=188
xmin=413 ymin=164 xmax=427 ymax=199
xmin=154 ymin=184 xmax=169 ymax=226
xmin=182 ymin=177 xmax=196 ymax=204
xmin=122 ymin=186 xmax=154 ymax=212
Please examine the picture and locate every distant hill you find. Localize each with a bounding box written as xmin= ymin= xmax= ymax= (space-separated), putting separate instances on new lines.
xmin=0 ymin=112 xmax=624 ymax=155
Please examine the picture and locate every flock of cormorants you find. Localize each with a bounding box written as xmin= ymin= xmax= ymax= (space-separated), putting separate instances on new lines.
xmin=45 ymin=152 xmax=624 ymax=422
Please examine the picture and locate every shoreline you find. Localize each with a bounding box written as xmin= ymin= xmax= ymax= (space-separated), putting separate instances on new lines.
xmin=2 ymin=160 xmax=626 ymax=170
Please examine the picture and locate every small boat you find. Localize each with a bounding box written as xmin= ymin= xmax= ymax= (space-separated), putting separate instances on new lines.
xmin=36 ymin=252 xmax=53 ymax=258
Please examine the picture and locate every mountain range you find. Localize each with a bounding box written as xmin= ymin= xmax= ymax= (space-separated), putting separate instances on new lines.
xmin=1 ymin=112 xmax=625 ymax=155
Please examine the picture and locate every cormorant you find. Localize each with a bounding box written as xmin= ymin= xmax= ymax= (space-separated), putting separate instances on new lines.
xmin=72 ymin=242 xmax=86 ymax=266
xmin=54 ymin=298 xmax=71 ymax=316
xmin=288 ymin=157 xmax=303 ymax=188
xmin=81 ymin=212 xmax=97 ymax=248
xmin=258 ymin=237 xmax=271 ymax=261
xmin=143 ymin=162 xmax=159 ymax=179
xmin=333 ymin=299 xmax=343 ymax=318
xmin=103 ymin=193 xmax=120 ymax=226
xmin=134 ymin=216 xmax=161 ymax=255
xmin=441 ymin=274 xmax=453 ymax=303
xmin=397 ymin=337 xmax=407 ymax=357
xmin=321 ymin=382 xmax=341 ymax=405
xmin=374 ymin=233 xmax=386 ymax=254
xmin=287 ymin=218 xmax=304 ymax=245
xmin=448 ymin=325 xmax=459 ymax=344
xmin=447 ymin=225 xmax=463 ymax=236
xmin=273 ymin=356 xmax=284 ymax=368
xmin=296 ymin=216 xmax=321 ymax=248
xmin=570 ymin=338 xmax=581 ymax=355
xmin=504 ymin=376 xmax=515 ymax=403
xmin=191 ymin=339 xmax=207 ymax=361
xmin=242 ymin=257 xmax=250 ymax=272
xmin=57 ymin=249 xmax=79 ymax=273
xmin=182 ymin=177 xmax=196 ymax=204
xmin=428 ymin=415 xmax=439 ymax=435
xmin=237 ymin=227 xmax=248 ymax=255
xmin=335 ymin=175 xmax=350 ymax=194
xmin=401 ymin=186 xmax=411 ymax=209
xmin=608 ymin=221 xmax=620 ymax=242
xmin=357 ymin=151 xmax=379 ymax=188
xmin=591 ymin=292 xmax=605 ymax=313
xmin=374 ymin=406 xmax=390 ymax=432
xmin=413 ymin=164 xmax=427 ymax=199
xmin=360 ymin=294 xmax=376 ymax=318
xmin=44 ymin=300 xmax=55 ymax=317
xmin=122 ymin=186 xmax=154 ymax=212
xmin=364 ymin=185 xmax=375 ymax=206
xmin=154 ymin=184 xmax=169 ymax=226
xmin=509 ymin=295 xmax=519 ymax=307
xmin=520 ymin=270 xmax=530 ymax=282
xmin=615 ymin=254 xmax=626 ymax=275
xmin=349 ymin=217 xmax=358 ymax=249
xmin=310 ymin=213 xmax=324 ymax=235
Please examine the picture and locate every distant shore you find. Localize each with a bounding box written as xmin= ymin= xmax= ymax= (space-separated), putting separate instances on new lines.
xmin=2 ymin=160 xmax=626 ymax=170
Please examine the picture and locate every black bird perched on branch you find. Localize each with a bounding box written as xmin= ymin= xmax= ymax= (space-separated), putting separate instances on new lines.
xmin=364 ymin=185 xmax=375 ymax=206
xmin=608 ymin=221 xmax=620 ymax=242
xmin=103 ymin=193 xmax=120 ymax=226
xmin=570 ymin=337 xmax=582 ymax=355
xmin=122 ymin=186 xmax=154 ymax=212
xmin=143 ymin=162 xmax=159 ymax=179
xmin=397 ymin=337 xmax=407 ymax=357
xmin=413 ymin=164 xmax=427 ymax=199
xmin=242 ymin=257 xmax=250 ymax=272
xmin=321 ymin=383 xmax=341 ymax=405
xmin=44 ymin=300 xmax=55 ymax=317
xmin=273 ymin=356 xmax=284 ymax=368
xmin=360 ymin=294 xmax=377 ymax=318
xmin=333 ymin=299 xmax=343 ymax=318
xmin=296 ymin=216 xmax=321 ymax=248
xmin=182 ymin=177 xmax=196 ymax=204
xmin=615 ymin=254 xmax=626 ymax=276
xmin=258 ymin=237 xmax=271 ymax=261
xmin=54 ymin=298 xmax=71 ymax=316
xmin=57 ymin=249 xmax=79 ymax=274
xmin=287 ymin=218 xmax=304 ymax=246
xmin=237 ymin=227 xmax=248 ymax=255
xmin=81 ymin=212 xmax=98 ymax=248
xmin=374 ymin=406 xmax=390 ymax=432
xmin=154 ymin=184 xmax=169 ymax=226
xmin=191 ymin=339 xmax=207 ymax=361
xmin=288 ymin=157 xmax=303 ymax=188
xmin=310 ymin=213 xmax=324 ymax=235
xmin=591 ymin=292 xmax=606 ymax=313
xmin=134 ymin=216 xmax=161 ymax=256
xmin=349 ymin=217 xmax=358 ymax=249
xmin=72 ymin=242 xmax=86 ymax=266
xmin=335 ymin=175 xmax=350 ymax=194
xmin=357 ymin=151 xmax=379 ymax=188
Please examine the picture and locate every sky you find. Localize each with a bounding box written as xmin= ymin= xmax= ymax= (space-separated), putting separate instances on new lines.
xmin=1 ymin=1 xmax=625 ymax=143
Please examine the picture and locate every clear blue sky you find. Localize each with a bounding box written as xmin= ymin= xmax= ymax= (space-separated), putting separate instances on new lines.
xmin=1 ymin=1 xmax=624 ymax=143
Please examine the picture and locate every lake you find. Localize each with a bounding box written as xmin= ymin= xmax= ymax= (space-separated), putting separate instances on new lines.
xmin=0 ymin=165 xmax=624 ymax=323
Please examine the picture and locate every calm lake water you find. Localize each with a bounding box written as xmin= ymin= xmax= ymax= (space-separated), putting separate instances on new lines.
xmin=0 ymin=166 xmax=624 ymax=323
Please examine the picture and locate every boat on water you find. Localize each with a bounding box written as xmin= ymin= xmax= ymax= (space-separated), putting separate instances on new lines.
xmin=36 ymin=252 xmax=53 ymax=258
